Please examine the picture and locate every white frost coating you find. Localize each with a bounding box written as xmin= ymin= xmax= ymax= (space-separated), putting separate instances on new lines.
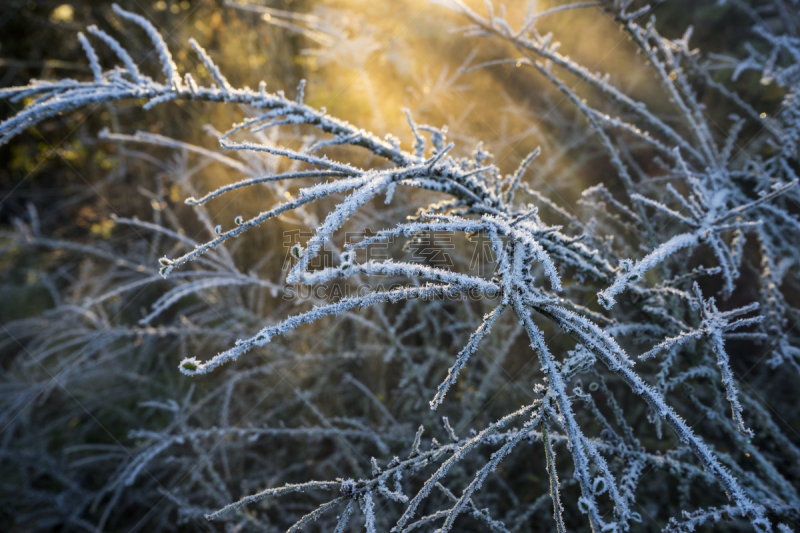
xmin=298 ymin=260 xmax=501 ymax=296
xmin=77 ymin=33 xmax=103 ymax=84
xmin=288 ymin=173 xmax=394 ymax=284
xmin=298 ymin=174 xmax=375 ymax=199
xmin=393 ymin=403 xmax=540 ymax=532
xmin=695 ymin=284 xmax=759 ymax=439
xmin=111 ymin=4 xmax=182 ymax=89
xmin=140 ymin=275 xmax=279 ymax=325
xmin=359 ymin=492 xmax=377 ymax=533
xmin=485 ymin=214 xmax=562 ymax=291
xmin=540 ymin=421 xmax=567 ymax=533
xmin=598 ymin=233 xmax=699 ymax=309
xmin=187 ymin=38 xmax=232 ymax=92
xmin=219 ymin=138 xmax=360 ymax=174
xmin=430 ymin=304 xmax=506 ymax=409
xmin=504 ymin=147 xmax=540 ymax=204
xmin=178 ymin=284 xmax=453 ymax=375
xmin=538 ymin=301 xmax=767 ymax=523
xmin=639 ymin=283 xmax=761 ymax=438
xmin=187 ymin=170 xmax=346 ymax=205
xmin=333 ymin=501 xmax=356 ymax=533
xmin=438 ymin=409 xmax=543 ymax=532
xmin=207 ymin=481 xmax=340 ymax=519
xmin=512 ymin=300 xmax=608 ymax=531
xmin=86 ymin=25 xmax=141 ymax=82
